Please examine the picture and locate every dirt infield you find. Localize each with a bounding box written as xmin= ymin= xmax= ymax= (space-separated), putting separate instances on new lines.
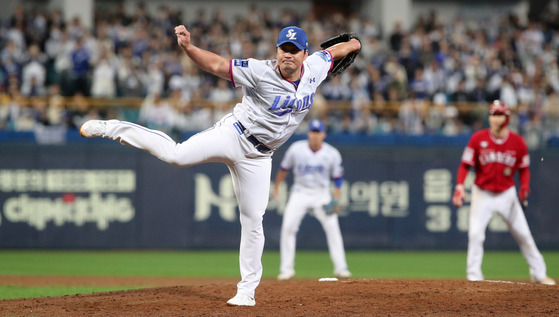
xmin=0 ymin=276 xmax=558 ymax=316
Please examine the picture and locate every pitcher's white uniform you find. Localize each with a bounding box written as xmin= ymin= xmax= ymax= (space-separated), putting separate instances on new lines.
xmin=278 ymin=140 xmax=349 ymax=277
xmin=93 ymin=50 xmax=334 ymax=299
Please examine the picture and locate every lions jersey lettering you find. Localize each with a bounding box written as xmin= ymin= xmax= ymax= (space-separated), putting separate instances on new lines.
xmin=296 ymin=164 xmax=325 ymax=175
xmin=230 ymin=51 xmax=333 ymax=150
xmin=269 ymin=93 xmax=315 ymax=116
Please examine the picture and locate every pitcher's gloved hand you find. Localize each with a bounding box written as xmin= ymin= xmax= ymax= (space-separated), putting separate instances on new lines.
xmin=320 ymin=33 xmax=361 ymax=77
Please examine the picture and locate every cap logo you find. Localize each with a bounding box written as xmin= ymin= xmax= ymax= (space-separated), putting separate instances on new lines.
xmin=286 ymin=29 xmax=297 ymax=40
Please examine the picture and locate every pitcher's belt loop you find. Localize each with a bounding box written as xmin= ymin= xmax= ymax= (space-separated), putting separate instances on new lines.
xmin=233 ymin=121 xmax=271 ymax=153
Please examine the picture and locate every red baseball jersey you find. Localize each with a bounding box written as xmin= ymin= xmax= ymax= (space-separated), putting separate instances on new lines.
xmin=460 ymin=129 xmax=529 ymax=193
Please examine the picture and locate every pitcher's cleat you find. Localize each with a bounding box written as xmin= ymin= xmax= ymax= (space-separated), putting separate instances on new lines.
xmin=227 ymin=293 xmax=255 ymax=306
xmin=79 ymin=120 xmax=118 ymax=138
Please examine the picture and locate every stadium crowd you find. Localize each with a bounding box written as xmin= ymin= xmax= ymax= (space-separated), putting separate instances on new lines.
xmin=1 ymin=3 xmax=559 ymax=148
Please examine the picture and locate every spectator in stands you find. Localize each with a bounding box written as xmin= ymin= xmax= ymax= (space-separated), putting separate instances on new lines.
xmin=8 ymin=92 xmax=37 ymax=131
xmin=208 ymin=78 xmax=235 ymax=122
xmin=497 ymin=75 xmax=516 ymax=107
xmin=52 ymin=31 xmax=76 ymax=96
xmin=46 ymin=84 xmax=66 ymax=126
xmin=366 ymin=64 xmax=388 ymax=101
xmin=2 ymin=2 xmax=559 ymax=147
xmin=117 ymin=57 xmax=146 ymax=97
xmin=441 ymin=105 xmax=462 ymax=136
xmin=21 ymin=44 xmax=47 ymax=97
xmin=389 ymin=21 xmax=404 ymax=52
xmin=66 ymin=92 xmax=91 ymax=129
xmin=90 ymin=47 xmax=117 ymax=97
xmin=145 ymin=58 xmax=165 ymax=96
xmin=349 ymin=75 xmax=370 ymax=124
xmin=398 ymin=92 xmax=426 ymax=135
xmin=384 ymin=54 xmax=408 ymax=100
xmin=321 ymin=76 xmax=352 ymax=101
xmin=449 ymin=78 xmax=467 ymax=103
xmin=1 ymin=41 xmax=24 ymax=89
xmin=70 ymin=36 xmax=91 ymax=96
xmin=468 ymin=78 xmax=489 ymax=103
xmin=424 ymin=91 xmax=447 ymax=134
xmin=6 ymin=20 xmax=26 ymax=55
xmin=138 ymin=91 xmax=176 ymax=135
xmin=423 ymin=60 xmax=446 ymax=96
xmin=168 ymin=62 xmax=202 ymax=103
xmin=409 ymin=68 xmax=429 ymax=100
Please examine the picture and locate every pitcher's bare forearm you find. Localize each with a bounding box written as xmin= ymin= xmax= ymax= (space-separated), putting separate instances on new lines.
xmin=175 ymin=25 xmax=230 ymax=80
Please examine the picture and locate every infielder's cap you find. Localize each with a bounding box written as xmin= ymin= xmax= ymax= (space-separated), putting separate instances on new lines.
xmin=309 ymin=119 xmax=325 ymax=132
xmin=277 ymin=26 xmax=308 ymax=50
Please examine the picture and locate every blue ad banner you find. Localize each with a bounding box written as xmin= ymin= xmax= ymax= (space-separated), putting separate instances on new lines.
xmin=1 ymin=142 xmax=558 ymax=250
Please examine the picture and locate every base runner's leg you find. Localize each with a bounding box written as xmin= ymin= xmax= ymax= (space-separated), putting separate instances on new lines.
xmin=467 ymin=186 xmax=494 ymax=281
xmin=500 ymin=188 xmax=547 ymax=281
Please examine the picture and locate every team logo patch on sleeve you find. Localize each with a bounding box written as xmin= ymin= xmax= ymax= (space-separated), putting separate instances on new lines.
xmin=317 ymin=51 xmax=332 ymax=62
xmin=234 ymin=59 xmax=249 ymax=67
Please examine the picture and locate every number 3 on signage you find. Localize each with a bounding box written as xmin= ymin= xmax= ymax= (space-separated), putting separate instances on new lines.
xmin=425 ymin=206 xmax=451 ymax=232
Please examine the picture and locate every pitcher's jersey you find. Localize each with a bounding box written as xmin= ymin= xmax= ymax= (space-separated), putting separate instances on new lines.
xmin=460 ymin=129 xmax=529 ymax=192
xmin=280 ymin=140 xmax=343 ymax=190
xmin=229 ymin=51 xmax=333 ymax=150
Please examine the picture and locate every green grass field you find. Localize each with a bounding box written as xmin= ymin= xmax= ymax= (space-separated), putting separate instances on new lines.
xmin=0 ymin=250 xmax=557 ymax=300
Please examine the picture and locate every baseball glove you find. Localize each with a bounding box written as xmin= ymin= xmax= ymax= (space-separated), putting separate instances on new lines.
xmin=320 ymin=32 xmax=361 ymax=77
xmin=323 ymin=199 xmax=340 ymax=215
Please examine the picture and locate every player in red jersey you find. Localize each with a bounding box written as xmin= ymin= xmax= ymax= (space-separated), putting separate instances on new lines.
xmin=452 ymin=100 xmax=555 ymax=285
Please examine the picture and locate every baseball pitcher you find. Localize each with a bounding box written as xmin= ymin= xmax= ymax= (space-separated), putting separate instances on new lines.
xmin=80 ymin=25 xmax=361 ymax=306
xmin=274 ymin=119 xmax=351 ymax=281
xmin=452 ymin=100 xmax=555 ymax=285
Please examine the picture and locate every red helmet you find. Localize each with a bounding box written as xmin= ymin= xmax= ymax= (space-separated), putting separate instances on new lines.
xmin=489 ymin=100 xmax=510 ymax=116
xmin=489 ymin=100 xmax=510 ymax=128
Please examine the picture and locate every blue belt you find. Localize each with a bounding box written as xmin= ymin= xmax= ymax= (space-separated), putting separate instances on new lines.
xmin=233 ymin=121 xmax=271 ymax=153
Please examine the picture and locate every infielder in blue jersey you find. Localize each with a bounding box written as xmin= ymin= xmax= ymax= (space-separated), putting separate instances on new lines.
xmin=273 ymin=119 xmax=351 ymax=281
xmin=80 ymin=25 xmax=361 ymax=306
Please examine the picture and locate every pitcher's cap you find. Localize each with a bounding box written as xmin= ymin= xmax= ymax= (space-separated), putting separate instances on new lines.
xmin=277 ymin=26 xmax=308 ymax=50
xmin=309 ymin=119 xmax=325 ymax=132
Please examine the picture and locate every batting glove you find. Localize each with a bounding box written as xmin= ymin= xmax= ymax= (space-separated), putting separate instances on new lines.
xmin=452 ymin=184 xmax=466 ymax=207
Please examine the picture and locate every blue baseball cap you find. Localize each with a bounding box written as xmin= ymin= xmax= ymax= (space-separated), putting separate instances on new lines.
xmin=308 ymin=119 xmax=325 ymax=132
xmin=277 ymin=26 xmax=308 ymax=50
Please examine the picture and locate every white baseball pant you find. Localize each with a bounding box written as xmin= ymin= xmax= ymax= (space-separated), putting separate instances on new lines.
xmin=102 ymin=114 xmax=272 ymax=298
xmin=467 ymin=185 xmax=547 ymax=281
xmin=279 ymin=186 xmax=349 ymax=276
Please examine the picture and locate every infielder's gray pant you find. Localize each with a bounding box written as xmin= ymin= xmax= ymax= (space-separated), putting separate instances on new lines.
xmin=103 ymin=114 xmax=272 ymax=298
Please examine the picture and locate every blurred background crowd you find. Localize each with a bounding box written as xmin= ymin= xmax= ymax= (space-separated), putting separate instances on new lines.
xmin=1 ymin=2 xmax=559 ymax=148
